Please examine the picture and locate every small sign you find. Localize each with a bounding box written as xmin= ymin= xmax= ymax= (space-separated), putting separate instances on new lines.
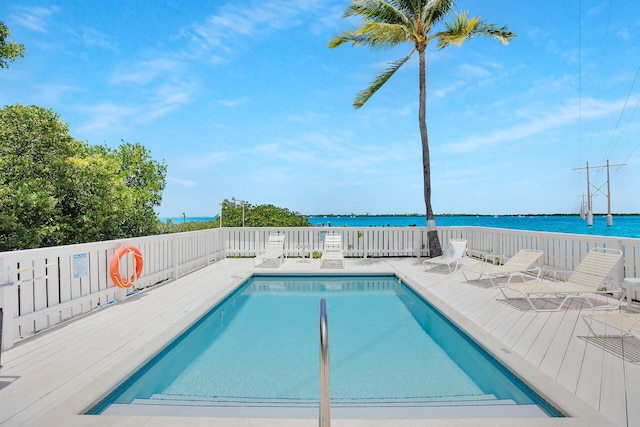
xmin=73 ymin=253 xmax=88 ymax=278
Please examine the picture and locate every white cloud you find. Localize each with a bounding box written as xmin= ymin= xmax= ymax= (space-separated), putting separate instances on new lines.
xmin=76 ymin=103 xmax=139 ymax=134
xmin=167 ymin=177 xmax=197 ymax=187
xmin=216 ymin=98 xmax=248 ymax=107
xmin=77 ymin=27 xmax=118 ymax=51
xmin=10 ymin=5 xmax=58 ymax=33
xmin=447 ymin=96 xmax=637 ymax=153
xmin=109 ymin=58 xmax=183 ymax=86
xmin=178 ymin=0 xmax=324 ymax=59
xmin=140 ymin=82 xmax=196 ymax=123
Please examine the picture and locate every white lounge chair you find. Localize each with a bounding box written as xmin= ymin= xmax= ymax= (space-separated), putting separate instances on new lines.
xmin=321 ymin=234 xmax=344 ymax=269
xmin=582 ymin=312 xmax=640 ymax=362
xmin=499 ymin=247 xmax=624 ymax=311
xmin=253 ymin=234 xmax=286 ymax=267
xmin=461 ymin=249 xmax=543 ymax=286
xmin=583 ymin=312 xmax=640 ymax=340
xmin=423 ymin=239 xmax=467 ymax=273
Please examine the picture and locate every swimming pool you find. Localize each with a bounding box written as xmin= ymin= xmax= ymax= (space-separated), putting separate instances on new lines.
xmin=88 ymin=274 xmax=563 ymax=419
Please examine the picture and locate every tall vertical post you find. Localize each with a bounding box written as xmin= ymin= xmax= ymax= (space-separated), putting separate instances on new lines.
xmin=586 ymin=162 xmax=593 ymax=226
xmin=606 ymin=160 xmax=613 ymax=226
xmin=171 ymin=236 xmax=179 ymax=280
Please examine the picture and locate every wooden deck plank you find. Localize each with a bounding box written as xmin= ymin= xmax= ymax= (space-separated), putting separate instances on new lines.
xmin=625 ymin=361 xmax=640 ymax=427
xmin=575 ymin=337 xmax=606 ymax=410
xmin=501 ymin=312 xmax=538 ymax=350
xmin=597 ymin=351 xmax=630 ymax=426
xmin=555 ymin=315 xmax=591 ymax=392
xmin=486 ymin=306 xmax=525 ymax=342
xmin=538 ymin=310 xmax=582 ymax=379
xmin=524 ymin=310 xmax=572 ymax=367
xmin=510 ymin=312 xmax=554 ymax=356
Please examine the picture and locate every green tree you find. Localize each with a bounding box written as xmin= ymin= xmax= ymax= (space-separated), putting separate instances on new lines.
xmin=0 ymin=104 xmax=167 ymax=250
xmin=220 ymin=199 xmax=310 ymax=227
xmin=0 ymin=21 xmax=25 ymax=69
xmin=109 ymin=141 xmax=167 ymax=237
xmin=329 ymin=0 xmax=515 ymax=256
xmin=0 ymin=104 xmax=83 ymax=248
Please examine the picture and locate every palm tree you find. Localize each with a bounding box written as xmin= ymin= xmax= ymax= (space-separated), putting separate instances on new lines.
xmin=329 ymin=0 xmax=515 ymax=256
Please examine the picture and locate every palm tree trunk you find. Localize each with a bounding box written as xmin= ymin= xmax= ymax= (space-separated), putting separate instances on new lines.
xmin=418 ymin=48 xmax=442 ymax=257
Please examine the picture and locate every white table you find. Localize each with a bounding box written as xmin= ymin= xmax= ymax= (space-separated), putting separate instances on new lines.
xmin=623 ymin=278 xmax=640 ymax=311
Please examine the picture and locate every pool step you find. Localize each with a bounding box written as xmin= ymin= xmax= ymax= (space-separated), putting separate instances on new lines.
xmin=136 ymin=392 xmax=513 ymax=407
xmin=102 ymin=393 xmax=550 ymax=418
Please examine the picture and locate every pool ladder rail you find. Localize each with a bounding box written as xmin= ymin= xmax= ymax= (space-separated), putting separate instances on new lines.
xmin=319 ymin=298 xmax=330 ymax=427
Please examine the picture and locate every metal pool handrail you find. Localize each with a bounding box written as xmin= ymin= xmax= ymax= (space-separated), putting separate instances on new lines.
xmin=319 ymin=298 xmax=330 ymax=427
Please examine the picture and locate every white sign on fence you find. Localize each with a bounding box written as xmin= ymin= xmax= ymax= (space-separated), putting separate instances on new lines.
xmin=73 ymin=253 xmax=88 ymax=278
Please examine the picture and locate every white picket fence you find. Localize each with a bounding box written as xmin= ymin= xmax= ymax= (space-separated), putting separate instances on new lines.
xmin=1 ymin=226 xmax=638 ymax=350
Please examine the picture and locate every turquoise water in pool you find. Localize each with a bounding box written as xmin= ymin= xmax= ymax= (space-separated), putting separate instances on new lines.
xmin=90 ymin=274 xmax=561 ymax=417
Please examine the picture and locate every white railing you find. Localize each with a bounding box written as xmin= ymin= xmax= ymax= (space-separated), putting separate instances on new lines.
xmin=1 ymin=226 xmax=638 ymax=349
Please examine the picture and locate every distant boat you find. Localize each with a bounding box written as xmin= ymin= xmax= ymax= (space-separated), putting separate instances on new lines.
xmin=579 ymin=196 xmax=586 ymax=220
xmin=494 ymin=215 xmax=498 ymax=218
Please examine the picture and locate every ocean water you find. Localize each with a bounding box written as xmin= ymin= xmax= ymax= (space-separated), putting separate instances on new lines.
xmin=161 ymin=215 xmax=640 ymax=239
xmin=311 ymin=215 xmax=640 ymax=238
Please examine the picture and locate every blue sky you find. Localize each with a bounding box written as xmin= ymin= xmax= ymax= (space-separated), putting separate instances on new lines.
xmin=2 ymin=0 xmax=639 ymax=217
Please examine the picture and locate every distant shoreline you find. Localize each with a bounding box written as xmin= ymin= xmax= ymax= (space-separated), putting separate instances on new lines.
xmin=160 ymin=213 xmax=640 ymax=221
xmin=308 ymin=213 xmax=640 ymax=218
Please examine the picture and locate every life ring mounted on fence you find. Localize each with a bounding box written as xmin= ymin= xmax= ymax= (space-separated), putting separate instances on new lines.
xmin=110 ymin=244 xmax=144 ymax=288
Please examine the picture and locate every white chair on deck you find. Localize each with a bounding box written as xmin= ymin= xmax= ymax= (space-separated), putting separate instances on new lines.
xmin=321 ymin=234 xmax=344 ymax=269
xmin=423 ymin=239 xmax=467 ymax=273
xmin=254 ymin=234 xmax=286 ymax=267
xmin=583 ymin=312 xmax=640 ymax=340
xmin=461 ymin=249 xmax=543 ymax=286
xmin=498 ymin=247 xmax=624 ymax=311
xmin=582 ymin=312 xmax=640 ymax=363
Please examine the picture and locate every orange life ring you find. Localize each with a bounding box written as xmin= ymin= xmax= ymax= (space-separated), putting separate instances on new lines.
xmin=110 ymin=244 xmax=143 ymax=288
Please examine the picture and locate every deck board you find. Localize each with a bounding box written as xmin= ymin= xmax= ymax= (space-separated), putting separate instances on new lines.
xmin=525 ymin=310 xmax=571 ymax=367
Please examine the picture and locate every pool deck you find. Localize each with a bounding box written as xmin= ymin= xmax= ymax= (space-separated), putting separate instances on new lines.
xmin=1 ymin=256 xmax=638 ymax=426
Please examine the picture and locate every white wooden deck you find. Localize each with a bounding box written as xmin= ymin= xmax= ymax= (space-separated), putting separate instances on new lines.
xmin=0 ymin=257 xmax=637 ymax=426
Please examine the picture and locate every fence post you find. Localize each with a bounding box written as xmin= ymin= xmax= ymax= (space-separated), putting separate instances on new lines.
xmin=364 ymin=231 xmax=368 ymax=259
xmin=204 ymin=230 xmax=210 ymax=266
xmin=172 ymin=236 xmax=179 ymax=280
xmin=0 ymin=264 xmax=16 ymax=351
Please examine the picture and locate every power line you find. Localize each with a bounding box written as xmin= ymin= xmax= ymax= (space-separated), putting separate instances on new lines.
xmin=602 ymin=64 xmax=640 ymax=164
xmin=601 ymin=64 xmax=640 ymax=165
xmin=587 ymin=0 xmax=613 ymax=153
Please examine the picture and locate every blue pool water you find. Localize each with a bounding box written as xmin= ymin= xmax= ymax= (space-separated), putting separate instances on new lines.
xmin=89 ymin=274 xmax=562 ymax=418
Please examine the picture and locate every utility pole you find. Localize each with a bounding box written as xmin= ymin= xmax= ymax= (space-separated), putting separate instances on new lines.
xmin=606 ymin=160 xmax=612 ymax=226
xmin=572 ymin=160 xmax=625 ymax=226
xmin=586 ymin=162 xmax=592 ymax=226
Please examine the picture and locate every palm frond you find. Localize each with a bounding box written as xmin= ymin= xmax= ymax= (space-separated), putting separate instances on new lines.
xmin=329 ymin=21 xmax=410 ymax=50
xmin=479 ymin=23 xmax=517 ymax=45
xmin=436 ymin=10 xmax=516 ymax=48
xmin=345 ymin=0 xmax=411 ymax=27
xmin=328 ymin=32 xmax=354 ymax=49
xmin=359 ymin=21 xmax=411 ymax=48
xmin=422 ymin=0 xmax=454 ymax=26
xmin=353 ymin=51 xmax=415 ymax=109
